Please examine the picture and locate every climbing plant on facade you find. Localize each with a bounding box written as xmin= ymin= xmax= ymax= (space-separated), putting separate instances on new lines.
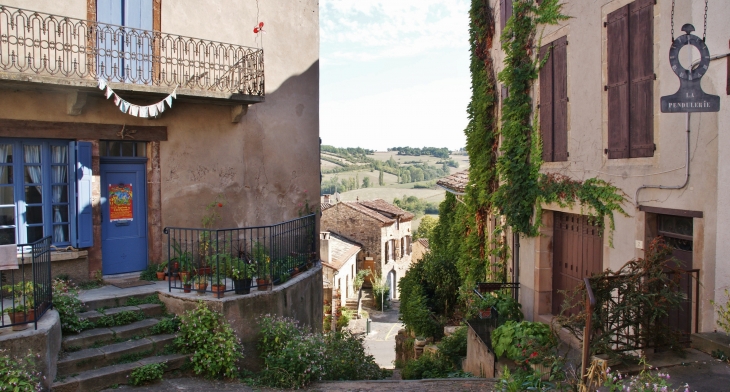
xmin=493 ymin=0 xmax=628 ymax=238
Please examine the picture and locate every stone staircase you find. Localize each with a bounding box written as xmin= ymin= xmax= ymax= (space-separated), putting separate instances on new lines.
xmin=52 ymin=293 xmax=189 ymax=392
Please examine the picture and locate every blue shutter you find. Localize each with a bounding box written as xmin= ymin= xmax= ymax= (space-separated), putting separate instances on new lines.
xmin=124 ymin=0 xmax=153 ymax=83
xmin=75 ymin=142 xmax=94 ymax=248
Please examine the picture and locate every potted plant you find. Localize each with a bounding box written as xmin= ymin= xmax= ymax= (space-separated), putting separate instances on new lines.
xmin=172 ymin=239 xmax=194 ymax=283
xmin=210 ymin=274 xmax=225 ymax=298
xmin=256 ymin=256 xmax=271 ymax=291
xmin=194 ymin=274 xmax=208 ymax=294
xmin=156 ymin=261 xmax=168 ymax=281
xmin=230 ymin=259 xmax=253 ymax=295
xmin=181 ymin=273 xmax=193 ymax=293
xmin=1 ymin=281 xmax=36 ymax=330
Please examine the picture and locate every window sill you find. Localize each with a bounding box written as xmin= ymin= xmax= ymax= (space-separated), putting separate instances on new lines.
xmin=17 ymin=250 xmax=88 ymax=265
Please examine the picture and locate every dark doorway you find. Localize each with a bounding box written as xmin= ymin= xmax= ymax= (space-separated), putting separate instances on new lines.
xmin=656 ymin=214 xmax=693 ymax=340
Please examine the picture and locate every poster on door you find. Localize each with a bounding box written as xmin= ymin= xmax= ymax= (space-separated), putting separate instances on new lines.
xmin=109 ymin=184 xmax=133 ymax=221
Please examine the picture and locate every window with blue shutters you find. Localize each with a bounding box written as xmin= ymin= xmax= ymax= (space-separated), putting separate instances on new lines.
xmin=96 ymin=0 xmax=154 ymax=83
xmin=0 ymin=139 xmax=92 ymax=248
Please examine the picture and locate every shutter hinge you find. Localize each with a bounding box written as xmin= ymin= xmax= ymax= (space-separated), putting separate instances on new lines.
xmin=604 ymin=148 xmax=608 ymax=154
xmin=604 ymin=21 xmax=607 ymax=27
xmin=654 ymin=73 xmax=657 ymax=80
xmin=654 ymin=143 xmax=657 ymax=151
xmin=566 ymin=152 xmax=570 ymax=158
xmin=566 ymin=97 xmax=570 ymax=102
xmin=604 ymin=85 xmax=608 ymax=91
xmin=565 ymin=41 xmax=569 ymax=46
xmin=537 ymin=104 xmax=540 ymax=108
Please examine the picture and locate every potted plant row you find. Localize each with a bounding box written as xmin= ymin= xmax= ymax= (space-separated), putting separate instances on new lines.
xmin=2 ymin=281 xmax=36 ymax=331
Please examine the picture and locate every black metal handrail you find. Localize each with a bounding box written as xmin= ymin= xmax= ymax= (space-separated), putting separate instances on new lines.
xmin=0 ymin=236 xmax=53 ymax=330
xmin=0 ymin=5 xmax=264 ymax=95
xmin=475 ymin=281 xmax=520 ymax=301
xmin=164 ymin=214 xmax=317 ymax=296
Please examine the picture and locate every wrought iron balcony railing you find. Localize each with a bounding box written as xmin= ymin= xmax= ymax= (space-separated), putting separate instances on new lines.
xmin=0 ymin=5 xmax=264 ymax=97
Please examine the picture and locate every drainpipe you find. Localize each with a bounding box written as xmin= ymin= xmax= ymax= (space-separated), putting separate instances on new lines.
xmin=635 ymin=113 xmax=690 ymax=206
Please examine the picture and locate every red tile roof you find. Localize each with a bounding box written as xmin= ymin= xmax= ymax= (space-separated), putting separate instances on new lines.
xmin=416 ymin=238 xmax=430 ymax=249
xmin=358 ymin=199 xmax=415 ymax=222
xmin=437 ymin=170 xmax=469 ymax=194
xmin=322 ymin=233 xmax=361 ymax=271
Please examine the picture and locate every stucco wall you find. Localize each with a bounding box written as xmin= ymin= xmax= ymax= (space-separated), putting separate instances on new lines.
xmin=464 ymin=322 xmax=495 ymax=378
xmin=498 ymin=1 xmax=728 ymax=331
xmin=158 ymin=265 xmax=323 ymax=371
xmin=0 ymin=0 xmax=320 ymax=276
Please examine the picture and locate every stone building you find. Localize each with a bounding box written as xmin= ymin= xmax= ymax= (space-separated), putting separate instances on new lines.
xmin=484 ymin=0 xmax=730 ymax=334
xmin=0 ymin=0 xmax=319 ymax=280
xmin=320 ymin=199 xmax=414 ymax=299
xmin=320 ymin=232 xmax=361 ymax=306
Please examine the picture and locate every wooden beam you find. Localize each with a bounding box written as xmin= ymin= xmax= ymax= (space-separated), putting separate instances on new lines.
xmin=0 ymin=119 xmax=167 ymax=141
xmin=638 ymin=205 xmax=703 ymax=218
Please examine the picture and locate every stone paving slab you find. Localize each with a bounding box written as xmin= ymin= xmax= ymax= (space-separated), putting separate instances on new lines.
xmin=62 ymin=327 xmax=114 ymax=350
xmin=57 ymin=347 xmax=104 ymax=377
xmin=110 ymin=318 xmax=159 ymax=341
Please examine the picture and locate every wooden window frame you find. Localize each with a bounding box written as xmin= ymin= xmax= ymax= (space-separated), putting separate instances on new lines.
xmin=539 ymin=36 xmax=569 ymax=162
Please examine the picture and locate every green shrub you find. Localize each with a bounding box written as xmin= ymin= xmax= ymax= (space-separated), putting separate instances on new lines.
xmin=52 ymin=279 xmax=93 ymax=334
xmin=95 ymin=311 xmax=145 ymax=328
xmin=174 ymin=301 xmax=242 ymax=379
xmin=0 ymin=349 xmax=41 ymax=391
xmin=400 ymin=289 xmax=441 ymax=339
xmin=336 ymin=307 xmax=354 ymax=331
xmin=470 ymin=291 xmax=524 ymax=323
xmin=491 ymin=321 xmax=556 ymax=365
xmin=711 ymin=288 xmax=730 ymax=335
xmin=151 ymin=315 xmax=180 ymax=335
xmin=401 ymin=352 xmax=470 ymax=380
xmin=438 ymin=326 xmax=468 ymax=367
xmin=257 ymin=315 xmax=383 ymax=389
xmin=139 ymin=264 xmax=158 ymax=281
xmin=129 ymin=362 xmax=166 ymax=386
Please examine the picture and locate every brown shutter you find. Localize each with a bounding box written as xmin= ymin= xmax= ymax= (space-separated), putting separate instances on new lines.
xmin=500 ymin=0 xmax=507 ymax=32
xmin=539 ymin=43 xmax=554 ymax=161
xmin=629 ymin=0 xmax=654 ymax=157
xmin=606 ymin=5 xmax=630 ymax=159
xmin=385 ymin=241 xmax=389 ymax=262
xmin=553 ymin=36 xmax=569 ymax=162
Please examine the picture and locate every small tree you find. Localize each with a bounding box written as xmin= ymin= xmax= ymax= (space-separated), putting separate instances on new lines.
xmin=353 ymin=270 xmax=371 ymax=317
xmin=414 ymin=215 xmax=438 ymax=241
xmin=372 ymin=274 xmax=390 ymax=311
xmin=362 ymin=177 xmax=371 ymax=188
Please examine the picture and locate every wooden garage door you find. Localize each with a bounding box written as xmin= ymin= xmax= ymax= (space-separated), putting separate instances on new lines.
xmin=552 ymin=212 xmax=604 ymax=316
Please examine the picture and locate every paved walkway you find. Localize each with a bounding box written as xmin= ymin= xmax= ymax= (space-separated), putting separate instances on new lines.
xmin=361 ymin=300 xmax=403 ymax=369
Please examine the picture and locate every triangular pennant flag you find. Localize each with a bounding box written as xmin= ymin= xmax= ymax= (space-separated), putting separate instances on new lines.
xmin=148 ymin=104 xmax=158 ymax=117
xmin=105 ymin=86 xmax=114 ymax=99
xmin=156 ymin=101 xmax=165 ymax=113
xmin=98 ymin=79 xmax=107 ymax=91
xmin=113 ymin=94 xmax=121 ymax=107
xmin=170 ymin=87 xmax=177 ymax=99
xmin=129 ymin=105 xmax=140 ymax=117
xmin=138 ymin=106 xmax=149 ymax=118
xmin=119 ymin=100 xmax=130 ymax=113
xmin=165 ymin=95 xmax=173 ymax=108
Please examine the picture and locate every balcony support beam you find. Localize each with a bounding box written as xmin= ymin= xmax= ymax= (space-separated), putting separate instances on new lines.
xmin=66 ymin=91 xmax=88 ymax=116
xmin=231 ymin=104 xmax=249 ymax=123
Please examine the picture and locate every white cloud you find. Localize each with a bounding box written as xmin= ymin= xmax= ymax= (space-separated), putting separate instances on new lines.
xmin=321 ymin=0 xmax=470 ymax=63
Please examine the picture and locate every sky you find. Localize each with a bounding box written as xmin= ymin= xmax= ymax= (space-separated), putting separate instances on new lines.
xmin=319 ymin=0 xmax=471 ymax=151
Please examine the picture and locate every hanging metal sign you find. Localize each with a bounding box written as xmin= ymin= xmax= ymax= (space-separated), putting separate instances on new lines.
xmin=661 ymin=24 xmax=720 ymax=113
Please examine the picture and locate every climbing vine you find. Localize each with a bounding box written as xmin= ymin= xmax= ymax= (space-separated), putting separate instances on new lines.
xmin=493 ymin=0 xmax=628 ymax=238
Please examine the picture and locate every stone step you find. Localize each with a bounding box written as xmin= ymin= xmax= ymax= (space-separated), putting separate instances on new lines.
xmin=81 ymin=293 xmax=161 ymax=312
xmin=57 ymin=334 xmax=176 ymax=377
xmin=62 ymin=318 xmax=160 ymax=351
xmin=52 ymin=353 xmax=189 ymax=392
xmin=77 ymin=304 xmax=164 ymax=325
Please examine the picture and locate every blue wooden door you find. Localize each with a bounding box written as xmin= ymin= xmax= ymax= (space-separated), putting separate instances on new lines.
xmin=101 ymin=161 xmax=148 ymax=275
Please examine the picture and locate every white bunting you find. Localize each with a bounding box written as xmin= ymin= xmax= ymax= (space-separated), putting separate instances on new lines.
xmin=98 ymin=78 xmax=178 ymax=118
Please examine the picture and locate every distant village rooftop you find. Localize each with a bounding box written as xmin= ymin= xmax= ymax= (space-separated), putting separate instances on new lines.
xmin=321 ymin=232 xmax=362 ymax=271
xmin=437 ymin=170 xmax=469 ymax=195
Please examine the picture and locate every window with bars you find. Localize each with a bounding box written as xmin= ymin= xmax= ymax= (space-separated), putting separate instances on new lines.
xmin=606 ymin=0 xmax=655 ymax=159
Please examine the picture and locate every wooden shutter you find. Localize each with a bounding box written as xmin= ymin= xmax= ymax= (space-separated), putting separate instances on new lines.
xmin=539 ymin=44 xmax=554 ymax=161
xmin=500 ymin=0 xmax=513 ymax=32
xmin=628 ymin=0 xmax=654 ymax=157
xmin=606 ymin=5 xmax=630 ymax=159
xmin=385 ymin=241 xmax=389 ymax=262
xmin=75 ymin=142 xmax=94 ymax=248
xmin=553 ymin=37 xmax=569 ymax=161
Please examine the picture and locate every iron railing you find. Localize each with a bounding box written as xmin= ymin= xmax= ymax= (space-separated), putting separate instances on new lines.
xmin=164 ymin=214 xmax=317 ymax=296
xmin=475 ymin=281 xmax=520 ymax=301
xmin=0 ymin=5 xmax=264 ymax=95
xmin=0 ymin=236 xmax=52 ymax=330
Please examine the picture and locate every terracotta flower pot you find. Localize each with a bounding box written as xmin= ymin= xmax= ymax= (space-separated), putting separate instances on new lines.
xmin=9 ymin=311 xmax=34 ymax=331
xmin=156 ymin=271 xmax=165 ymax=281
xmin=257 ymin=278 xmax=270 ymax=291
xmin=183 ymin=284 xmax=192 ymax=293
xmin=211 ymin=284 xmax=225 ymax=298
xmin=194 ymin=283 xmax=208 ymax=294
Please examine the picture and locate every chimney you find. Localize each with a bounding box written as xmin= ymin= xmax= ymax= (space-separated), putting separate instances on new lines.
xmin=320 ymin=232 xmax=331 ymax=263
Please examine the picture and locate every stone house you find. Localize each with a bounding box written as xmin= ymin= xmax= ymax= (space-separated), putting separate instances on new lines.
xmin=484 ymin=0 xmax=730 ymax=334
xmin=411 ymin=238 xmax=430 ymax=264
xmin=320 ymin=199 xmax=414 ymax=299
xmin=320 ymin=232 xmax=361 ymax=305
xmin=0 ymin=0 xmax=319 ymax=280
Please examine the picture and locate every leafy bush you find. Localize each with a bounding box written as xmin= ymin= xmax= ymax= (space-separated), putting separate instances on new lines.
xmin=95 ymin=311 xmax=145 ymax=328
xmin=470 ymin=291 xmax=524 ymax=323
xmin=492 ymin=321 xmax=556 ymax=365
xmin=257 ymin=315 xmax=382 ymax=389
xmin=129 ymin=362 xmax=166 ymax=386
xmin=139 ymin=264 xmax=158 ymax=281
xmin=52 ymin=279 xmax=93 ymax=334
xmin=0 ymin=349 xmax=41 ymax=391
xmin=151 ymin=315 xmax=180 ymax=335
xmin=401 ymin=351 xmax=471 ymax=380
xmin=174 ymin=301 xmax=242 ymax=379
xmin=711 ymin=288 xmax=730 ymax=335
xmin=438 ymin=326 xmax=468 ymax=367
xmin=336 ymin=307 xmax=354 ymax=331
xmin=603 ymin=357 xmax=690 ymax=392
xmin=400 ymin=288 xmax=441 ymax=339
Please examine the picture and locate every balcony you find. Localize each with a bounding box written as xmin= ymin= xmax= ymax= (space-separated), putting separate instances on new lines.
xmin=0 ymin=5 xmax=264 ymax=106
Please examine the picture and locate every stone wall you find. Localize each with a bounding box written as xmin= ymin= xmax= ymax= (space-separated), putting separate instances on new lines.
xmin=321 ymin=204 xmax=384 ymax=272
xmin=158 ymin=265 xmax=323 ymax=371
xmin=463 ymin=323 xmax=495 ymax=378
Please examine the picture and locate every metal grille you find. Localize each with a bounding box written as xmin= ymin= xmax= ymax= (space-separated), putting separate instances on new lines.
xmin=164 ymin=214 xmax=317 ymax=295
xmin=0 ymin=236 xmax=52 ymax=330
xmin=0 ymin=5 xmax=264 ymax=95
